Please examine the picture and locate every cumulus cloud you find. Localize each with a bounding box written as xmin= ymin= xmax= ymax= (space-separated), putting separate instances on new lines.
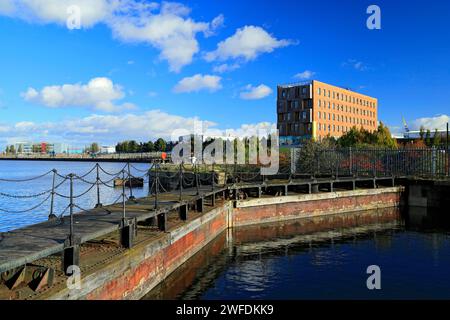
xmin=0 ymin=1 xmax=224 ymax=72
xmin=410 ymin=114 xmax=450 ymax=131
xmin=0 ymin=110 xmax=276 ymax=146
xmin=204 ymin=25 xmax=292 ymax=62
xmin=294 ymin=70 xmax=315 ymax=80
xmin=173 ymin=74 xmax=222 ymax=93
xmin=212 ymin=63 xmax=240 ymax=73
xmin=240 ymin=84 xmax=273 ymax=100
xmin=22 ymin=77 xmax=135 ymax=112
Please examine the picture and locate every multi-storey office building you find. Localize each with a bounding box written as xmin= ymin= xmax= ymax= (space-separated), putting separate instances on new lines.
xmin=277 ymin=80 xmax=378 ymax=145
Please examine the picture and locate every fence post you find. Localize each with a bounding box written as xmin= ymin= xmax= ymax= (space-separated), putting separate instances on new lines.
xmin=195 ymin=163 xmax=200 ymax=196
xmin=211 ymin=163 xmax=215 ymax=192
xmin=349 ymin=147 xmax=353 ymax=176
xmin=179 ymin=162 xmax=183 ymax=202
xmin=122 ymin=170 xmax=126 ymax=219
xmin=127 ymin=162 xmax=135 ymax=200
xmin=95 ymin=164 xmax=102 ymax=208
xmin=154 ymin=163 xmax=159 ymax=209
xmin=432 ymin=146 xmax=437 ymax=177
xmin=48 ymin=169 xmax=57 ymax=219
xmin=63 ymin=173 xmax=79 ymax=276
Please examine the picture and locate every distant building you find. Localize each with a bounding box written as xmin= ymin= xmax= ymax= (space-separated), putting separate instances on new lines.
xmin=14 ymin=142 xmax=72 ymax=154
xmin=100 ymin=146 xmax=116 ymax=154
xmin=277 ymin=80 xmax=378 ymax=145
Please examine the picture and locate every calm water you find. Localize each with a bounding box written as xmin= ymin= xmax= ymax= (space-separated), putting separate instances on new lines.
xmin=145 ymin=207 xmax=450 ymax=300
xmin=0 ymin=160 xmax=151 ymax=232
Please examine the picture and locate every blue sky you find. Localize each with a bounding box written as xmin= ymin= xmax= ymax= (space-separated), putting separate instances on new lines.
xmin=0 ymin=0 xmax=449 ymax=147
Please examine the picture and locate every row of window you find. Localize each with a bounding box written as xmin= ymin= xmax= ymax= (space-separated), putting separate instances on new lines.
xmin=317 ymin=123 xmax=373 ymax=134
xmin=280 ymin=123 xmax=312 ymax=135
xmin=317 ymin=100 xmax=375 ymax=117
xmin=317 ymin=111 xmax=376 ymax=126
xmin=317 ymin=87 xmax=375 ymax=108
xmin=278 ymin=111 xmax=308 ymax=122
xmin=280 ymin=86 xmax=308 ymax=99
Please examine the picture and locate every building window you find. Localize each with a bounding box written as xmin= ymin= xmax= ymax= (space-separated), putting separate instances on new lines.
xmin=318 ymin=88 xmax=321 ymax=95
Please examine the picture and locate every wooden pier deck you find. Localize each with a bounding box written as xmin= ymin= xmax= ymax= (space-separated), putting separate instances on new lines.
xmin=0 ymin=175 xmax=396 ymax=275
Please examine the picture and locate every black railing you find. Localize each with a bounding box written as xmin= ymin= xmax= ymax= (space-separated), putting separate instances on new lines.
xmin=292 ymin=147 xmax=450 ymax=178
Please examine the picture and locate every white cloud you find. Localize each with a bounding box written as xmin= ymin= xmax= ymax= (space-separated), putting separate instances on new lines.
xmin=204 ymin=25 xmax=292 ymax=62
xmin=342 ymin=59 xmax=369 ymax=71
xmin=0 ymin=1 xmax=224 ymax=72
xmin=0 ymin=110 xmax=277 ymax=146
xmin=212 ymin=63 xmax=240 ymax=73
xmin=173 ymin=74 xmax=222 ymax=93
xmin=294 ymin=70 xmax=315 ymax=80
xmin=0 ymin=0 xmax=114 ymax=27
xmin=410 ymin=114 xmax=450 ymax=131
xmin=22 ymin=77 xmax=135 ymax=112
xmin=240 ymin=84 xmax=272 ymax=100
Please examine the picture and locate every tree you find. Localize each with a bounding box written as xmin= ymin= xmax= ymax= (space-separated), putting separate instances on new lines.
xmin=419 ymin=126 xmax=425 ymax=140
xmin=425 ymin=129 xmax=432 ymax=146
xmin=9 ymin=145 xmax=16 ymax=154
xmin=90 ymin=142 xmax=100 ymax=154
xmin=5 ymin=146 xmax=10 ymax=153
xmin=154 ymin=138 xmax=167 ymax=152
xmin=17 ymin=144 xmax=23 ymax=153
xmin=432 ymin=129 xmax=441 ymax=146
xmin=337 ymin=123 xmax=397 ymax=149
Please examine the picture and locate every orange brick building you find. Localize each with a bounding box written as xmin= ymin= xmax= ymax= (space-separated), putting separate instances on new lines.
xmin=277 ymin=80 xmax=378 ymax=145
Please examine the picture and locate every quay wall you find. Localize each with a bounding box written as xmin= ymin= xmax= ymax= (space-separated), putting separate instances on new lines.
xmin=48 ymin=187 xmax=403 ymax=300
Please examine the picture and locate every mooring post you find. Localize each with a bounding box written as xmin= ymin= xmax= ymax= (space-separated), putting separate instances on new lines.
xmin=63 ymin=173 xmax=80 ymax=276
xmin=258 ymin=186 xmax=262 ymax=198
xmin=179 ymin=204 xmax=188 ymax=221
xmin=196 ymin=197 xmax=204 ymax=212
xmin=127 ymin=162 xmax=135 ymax=200
xmin=48 ymin=169 xmax=57 ymax=219
xmin=95 ymin=164 xmax=102 ymax=208
xmin=157 ymin=212 xmax=167 ymax=231
xmin=120 ymin=218 xmax=135 ymax=248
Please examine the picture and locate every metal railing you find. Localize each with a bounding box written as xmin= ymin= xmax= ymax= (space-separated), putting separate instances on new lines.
xmin=292 ymin=147 xmax=450 ymax=178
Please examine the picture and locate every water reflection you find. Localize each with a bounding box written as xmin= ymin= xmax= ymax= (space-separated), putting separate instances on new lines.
xmin=0 ymin=161 xmax=151 ymax=231
xmin=145 ymin=207 xmax=450 ymax=300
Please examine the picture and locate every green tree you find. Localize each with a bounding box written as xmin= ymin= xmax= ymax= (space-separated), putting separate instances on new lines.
xmin=90 ymin=142 xmax=100 ymax=154
xmin=425 ymin=129 xmax=432 ymax=146
xmin=17 ymin=144 xmax=23 ymax=153
xmin=432 ymin=129 xmax=441 ymax=146
xmin=419 ymin=126 xmax=425 ymax=140
xmin=9 ymin=145 xmax=16 ymax=154
xmin=5 ymin=145 xmax=10 ymax=153
xmin=154 ymin=138 xmax=167 ymax=152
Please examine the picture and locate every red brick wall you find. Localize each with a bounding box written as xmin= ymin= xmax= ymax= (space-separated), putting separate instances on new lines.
xmin=233 ymin=192 xmax=401 ymax=227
